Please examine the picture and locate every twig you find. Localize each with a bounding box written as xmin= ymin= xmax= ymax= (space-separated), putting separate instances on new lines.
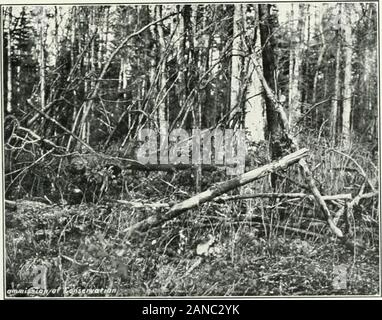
xmin=26 ymin=99 xmax=95 ymax=153
xmin=327 ymin=148 xmax=376 ymax=192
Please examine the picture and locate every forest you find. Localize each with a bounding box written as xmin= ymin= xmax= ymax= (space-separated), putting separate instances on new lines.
xmin=3 ymin=3 xmax=379 ymax=297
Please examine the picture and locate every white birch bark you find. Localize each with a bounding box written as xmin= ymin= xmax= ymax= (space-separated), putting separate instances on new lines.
xmin=342 ymin=6 xmax=353 ymax=146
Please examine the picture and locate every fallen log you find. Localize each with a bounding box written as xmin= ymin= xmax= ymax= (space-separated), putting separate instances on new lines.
xmin=124 ymin=148 xmax=309 ymax=234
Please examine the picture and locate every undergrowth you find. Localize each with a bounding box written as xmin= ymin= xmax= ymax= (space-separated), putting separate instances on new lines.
xmin=5 ymin=135 xmax=380 ymax=296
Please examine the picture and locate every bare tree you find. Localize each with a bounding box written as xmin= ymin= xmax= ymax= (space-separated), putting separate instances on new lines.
xmin=342 ymin=5 xmax=353 ymax=146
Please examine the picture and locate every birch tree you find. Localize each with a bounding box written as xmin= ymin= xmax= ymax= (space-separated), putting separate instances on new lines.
xmin=245 ymin=5 xmax=266 ymax=142
xmin=230 ymin=4 xmax=243 ymax=128
xmin=330 ymin=4 xmax=341 ymax=141
xmin=288 ymin=4 xmax=306 ymax=134
xmin=341 ymin=5 xmax=353 ymax=146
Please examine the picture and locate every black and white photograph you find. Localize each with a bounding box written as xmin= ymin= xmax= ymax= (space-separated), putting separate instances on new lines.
xmin=1 ymin=1 xmax=380 ymax=298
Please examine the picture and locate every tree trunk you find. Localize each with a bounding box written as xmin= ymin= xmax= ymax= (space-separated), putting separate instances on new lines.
xmin=342 ymin=6 xmax=353 ymax=146
xmin=288 ymin=4 xmax=306 ymax=135
xmin=245 ymin=5 xmax=266 ymax=142
xmin=175 ymin=5 xmax=186 ymax=109
xmin=156 ymin=6 xmax=169 ymax=165
xmin=330 ymin=5 xmax=341 ymax=142
xmin=97 ymin=7 xmax=104 ymax=70
xmin=259 ymin=4 xmax=282 ymax=188
xmin=6 ymin=7 xmax=12 ymax=113
xmin=230 ymin=4 xmax=243 ymax=128
xmin=39 ymin=7 xmax=47 ymax=109
xmin=192 ymin=5 xmax=204 ymax=192
xmin=312 ymin=4 xmax=327 ymax=129
xmin=70 ymin=7 xmax=76 ymax=68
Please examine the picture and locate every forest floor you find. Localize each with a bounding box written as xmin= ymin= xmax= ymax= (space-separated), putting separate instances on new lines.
xmin=5 ymin=196 xmax=379 ymax=297
xmin=5 ymin=140 xmax=380 ymax=297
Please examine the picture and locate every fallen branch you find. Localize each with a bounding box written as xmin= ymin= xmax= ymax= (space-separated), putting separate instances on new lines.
xmin=116 ymin=200 xmax=171 ymax=209
xmin=124 ymin=148 xmax=309 ymax=234
xmin=26 ymin=98 xmax=64 ymax=127
xmin=215 ymin=193 xmax=352 ymax=202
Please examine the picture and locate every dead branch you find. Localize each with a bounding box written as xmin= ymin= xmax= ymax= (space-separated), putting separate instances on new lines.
xmin=115 ymin=200 xmax=171 ymax=209
xmin=89 ymin=11 xmax=177 ymax=101
xmin=26 ymin=98 xmax=64 ymax=127
xmin=215 ymin=193 xmax=353 ymax=202
xmin=26 ymin=99 xmax=96 ymax=153
xmin=17 ymin=126 xmax=62 ymax=150
xmin=5 ymin=149 xmax=54 ymax=192
xmin=124 ymin=148 xmax=309 ymax=234
xmin=327 ymin=148 xmax=376 ymax=192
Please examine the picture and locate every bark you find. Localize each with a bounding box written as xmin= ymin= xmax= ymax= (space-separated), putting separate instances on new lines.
xmin=54 ymin=6 xmax=59 ymax=68
xmin=90 ymin=8 xmax=96 ymax=90
xmin=230 ymin=4 xmax=243 ymax=128
xmin=288 ymin=4 xmax=306 ymax=135
xmin=70 ymin=7 xmax=76 ymax=68
xmin=259 ymin=4 xmax=280 ymax=139
xmin=259 ymin=4 xmax=283 ymax=190
xmin=190 ymin=5 xmax=202 ymax=191
xmin=39 ymin=7 xmax=47 ymax=109
xmin=175 ymin=5 xmax=186 ymax=108
xmin=312 ymin=4 xmax=327 ymax=127
xmin=6 ymin=7 xmax=12 ymax=113
xmin=124 ymin=148 xmax=309 ymax=234
xmin=246 ymin=5 xmax=266 ymax=142
xmin=342 ymin=6 xmax=353 ymax=146
xmin=330 ymin=5 xmax=341 ymax=140
xmin=97 ymin=7 xmax=105 ymax=70
xmin=155 ymin=6 xmax=169 ymax=164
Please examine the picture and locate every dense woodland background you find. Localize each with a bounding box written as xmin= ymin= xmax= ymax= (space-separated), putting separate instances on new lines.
xmin=3 ymin=3 xmax=379 ymax=297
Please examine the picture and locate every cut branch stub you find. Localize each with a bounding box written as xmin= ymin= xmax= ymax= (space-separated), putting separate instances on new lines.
xmin=124 ymin=148 xmax=309 ymax=235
